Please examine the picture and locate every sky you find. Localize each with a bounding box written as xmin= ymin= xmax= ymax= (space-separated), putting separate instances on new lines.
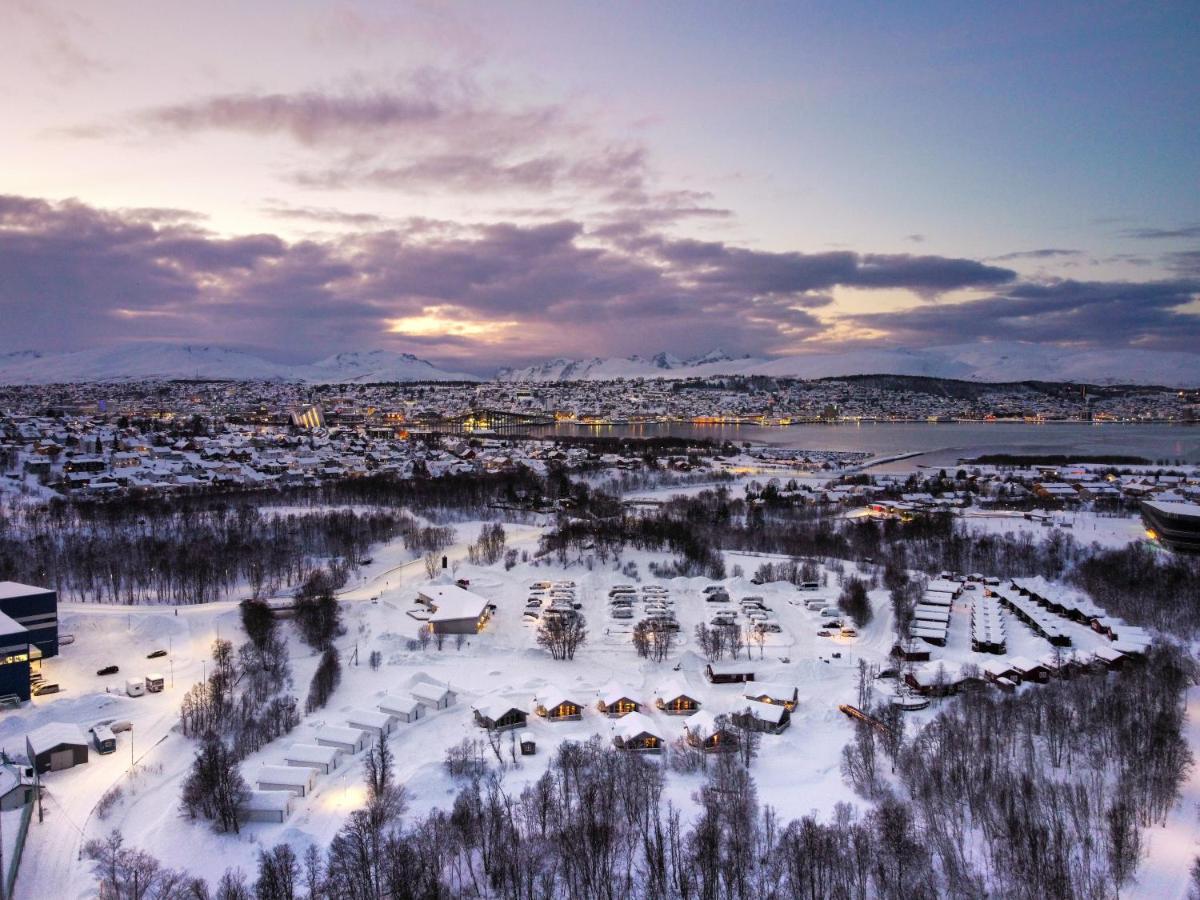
xmin=2 ymin=0 xmax=1199 ymax=373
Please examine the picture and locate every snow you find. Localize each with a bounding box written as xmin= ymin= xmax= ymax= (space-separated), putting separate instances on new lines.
xmin=2 ymin=512 xmax=1195 ymax=896
xmin=0 ymin=344 xmax=481 ymax=385
xmin=497 ymin=341 xmax=1200 ymax=387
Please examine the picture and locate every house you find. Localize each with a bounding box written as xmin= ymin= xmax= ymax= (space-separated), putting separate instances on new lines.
xmin=284 ymin=743 xmax=341 ymax=774
xmin=742 ymin=683 xmax=798 ymax=710
xmin=410 ymin=680 xmax=456 ymax=710
xmin=1009 ymin=657 xmax=1049 ymax=684
xmin=314 ymin=725 xmax=368 ymax=754
xmin=535 ymin=693 xmax=584 ymax=721
xmin=1094 ymin=645 xmax=1127 ymax=671
xmin=519 ymin=732 xmax=536 ymax=755
xmin=0 ymin=762 xmax=34 ymax=811
xmin=0 ymin=611 xmax=31 ymax=703
xmin=612 ymin=712 xmax=664 ymax=753
xmin=705 ymin=662 xmax=756 ymax=684
xmin=255 ymin=765 xmax=317 ymax=797
xmin=732 ymin=700 xmax=791 ymax=734
xmin=655 ymin=681 xmax=701 ymax=716
xmin=597 ymin=684 xmax=642 ymax=717
xmin=25 ymin=723 xmax=89 ymax=773
xmin=378 ymin=695 xmax=425 ymax=723
xmin=473 ymin=700 xmax=528 ymax=731
xmin=346 ymin=709 xmax=395 ymax=736
xmin=416 ymin=584 xmax=492 ymax=634
xmin=683 ymin=711 xmax=738 ymax=753
xmin=0 ymin=582 xmax=58 ymax=659
xmin=982 ymin=660 xmax=1021 ymax=684
xmin=240 ymin=790 xmax=294 ymax=824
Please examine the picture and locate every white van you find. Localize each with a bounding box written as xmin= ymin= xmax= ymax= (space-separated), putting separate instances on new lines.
xmin=125 ymin=677 xmax=145 ymax=697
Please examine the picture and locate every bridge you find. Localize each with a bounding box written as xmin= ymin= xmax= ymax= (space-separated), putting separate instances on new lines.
xmin=411 ymin=408 xmax=558 ymax=435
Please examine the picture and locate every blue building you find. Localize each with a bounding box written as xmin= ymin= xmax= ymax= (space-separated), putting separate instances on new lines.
xmin=0 ymin=582 xmax=58 ymax=659
xmin=0 ymin=611 xmax=30 ymax=702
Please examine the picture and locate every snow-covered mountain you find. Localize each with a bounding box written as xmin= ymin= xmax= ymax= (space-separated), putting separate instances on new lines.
xmin=301 ymin=350 xmax=479 ymax=383
xmin=496 ymin=343 xmax=1200 ymax=387
xmin=496 ymin=349 xmax=763 ymax=382
xmin=0 ymin=344 xmax=481 ymax=384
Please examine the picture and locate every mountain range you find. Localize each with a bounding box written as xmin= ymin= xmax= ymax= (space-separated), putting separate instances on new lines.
xmin=496 ymin=343 xmax=1200 ymax=387
xmin=0 ymin=345 xmax=480 ymax=385
xmin=1 ymin=341 xmax=1198 ymax=387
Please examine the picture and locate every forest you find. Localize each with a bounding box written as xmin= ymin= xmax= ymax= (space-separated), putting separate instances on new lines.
xmin=86 ymin=644 xmax=1195 ymax=899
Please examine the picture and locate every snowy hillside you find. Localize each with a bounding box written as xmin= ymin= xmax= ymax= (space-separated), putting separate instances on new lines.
xmin=498 ymin=342 xmax=1200 ymax=387
xmin=301 ymin=350 xmax=480 ymax=383
xmin=0 ymin=344 xmax=481 ymax=384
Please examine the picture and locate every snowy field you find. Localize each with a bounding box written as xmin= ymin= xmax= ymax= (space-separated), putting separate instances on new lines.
xmin=0 ymin=510 xmax=1192 ymax=897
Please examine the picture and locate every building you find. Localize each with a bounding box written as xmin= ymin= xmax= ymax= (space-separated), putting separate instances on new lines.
xmin=0 ymin=582 xmax=58 ymax=659
xmin=473 ymin=700 xmax=528 ymax=731
xmin=612 ymin=712 xmax=663 ymax=753
xmin=240 ymin=790 xmax=294 ymax=824
xmin=535 ymin=692 xmax=584 ymax=721
xmin=410 ymin=680 xmax=456 ymax=710
xmin=378 ymin=695 xmax=425 ymax=723
xmin=314 ymin=725 xmax=367 ymax=755
xmin=732 ymin=700 xmax=791 ymax=734
xmin=284 ymin=743 xmax=341 ymax=774
xmin=417 ymin=584 xmax=493 ymax=635
xmin=1142 ymin=500 xmax=1200 ymax=553
xmin=655 ymin=681 xmax=701 ymax=716
xmin=0 ymin=611 xmax=31 ymax=703
xmin=255 ymin=765 xmax=317 ymax=797
xmin=25 ymin=723 xmax=88 ymax=773
xmin=597 ymin=685 xmax=642 ymax=717
xmin=0 ymin=762 xmax=34 ymax=811
xmin=705 ymin=662 xmax=757 ymax=684
xmin=346 ymin=709 xmax=395 ymax=736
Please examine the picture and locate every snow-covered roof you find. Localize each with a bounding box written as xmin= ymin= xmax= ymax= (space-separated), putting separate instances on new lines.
xmin=240 ymin=790 xmax=292 ymax=813
xmin=418 ymin=584 xmax=489 ymax=621
xmin=0 ymin=581 xmax=51 ymax=600
xmin=314 ymin=725 xmax=366 ymax=745
xmin=255 ymin=765 xmax=314 ymax=787
xmin=736 ymin=699 xmax=788 ymax=725
xmin=599 ymin=683 xmax=641 ymax=706
xmin=1142 ymin=500 xmax=1200 ymax=518
xmin=346 ymin=709 xmax=393 ymax=729
xmin=473 ymin=697 xmax=526 ymax=720
xmin=26 ymin=723 xmax=87 ymax=756
xmin=0 ymin=610 xmax=28 ymax=636
xmin=285 ymin=743 xmax=340 ymax=765
xmin=378 ymin=694 xmax=424 ymax=716
xmin=655 ymin=679 xmax=697 ymax=702
xmin=615 ymin=711 xmax=661 ymax=740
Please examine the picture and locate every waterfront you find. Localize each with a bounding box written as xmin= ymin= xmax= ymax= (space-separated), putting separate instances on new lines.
xmin=542 ymin=421 xmax=1200 ymax=467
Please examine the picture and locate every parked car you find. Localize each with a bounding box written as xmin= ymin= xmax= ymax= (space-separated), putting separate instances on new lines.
xmin=97 ymin=665 xmax=119 ymax=676
xmin=146 ymin=649 xmax=168 ymax=659
xmin=817 ymin=630 xmax=832 ymax=637
xmin=32 ymin=683 xmax=60 ymax=696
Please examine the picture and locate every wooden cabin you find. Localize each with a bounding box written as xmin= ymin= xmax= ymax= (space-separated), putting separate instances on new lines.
xmin=519 ymin=732 xmax=536 ymax=755
xmin=683 ymin=712 xmax=738 ymax=754
xmin=535 ymin=694 xmax=584 ymax=721
xmin=612 ymin=712 xmax=664 ymax=753
xmin=732 ymin=700 xmax=790 ymax=735
xmin=705 ymin=662 xmax=756 ymax=684
xmin=742 ymin=682 xmax=798 ymax=710
xmin=473 ymin=701 xmax=529 ymax=732
xmin=655 ymin=680 xmax=701 ymax=716
xmin=597 ymin=685 xmax=642 ymax=717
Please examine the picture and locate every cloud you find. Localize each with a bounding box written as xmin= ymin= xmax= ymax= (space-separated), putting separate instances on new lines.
xmin=7 ymin=193 xmax=1185 ymax=369
xmin=1163 ymin=249 xmax=1200 ymax=277
xmin=987 ymin=248 xmax=1082 ymax=262
xmin=1122 ymin=223 xmax=1200 ymax=240
xmin=848 ymin=279 xmax=1200 ymax=351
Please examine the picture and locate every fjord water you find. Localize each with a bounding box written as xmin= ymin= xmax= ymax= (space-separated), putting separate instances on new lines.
xmin=547 ymin=422 xmax=1200 ymax=467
